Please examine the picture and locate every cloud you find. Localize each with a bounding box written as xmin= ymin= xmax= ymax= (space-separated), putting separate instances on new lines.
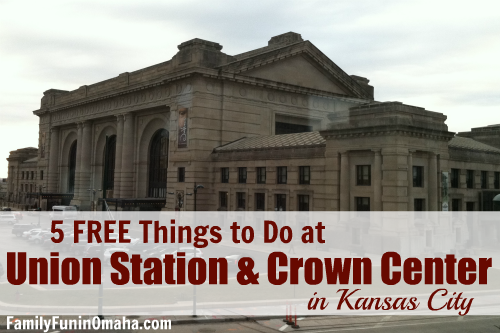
xmin=0 ymin=0 xmax=499 ymax=176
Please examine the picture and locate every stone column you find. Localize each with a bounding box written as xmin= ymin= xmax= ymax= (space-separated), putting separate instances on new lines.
xmin=428 ymin=152 xmax=438 ymax=211
xmin=78 ymin=121 xmax=92 ymax=208
xmin=74 ymin=123 xmax=83 ymax=197
xmin=120 ymin=113 xmax=135 ymax=198
xmin=407 ymin=150 xmax=414 ymax=211
xmin=373 ymin=149 xmax=382 ymax=211
xmin=48 ymin=127 xmax=60 ymax=192
xmin=339 ymin=151 xmax=350 ymax=211
xmin=114 ymin=115 xmax=124 ymax=198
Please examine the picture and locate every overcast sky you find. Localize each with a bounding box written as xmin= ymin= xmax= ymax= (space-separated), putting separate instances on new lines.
xmin=1 ymin=0 xmax=499 ymax=177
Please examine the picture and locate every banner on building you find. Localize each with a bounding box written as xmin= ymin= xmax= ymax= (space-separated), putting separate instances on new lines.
xmin=177 ymin=107 xmax=188 ymax=148
xmin=442 ymin=171 xmax=449 ymax=211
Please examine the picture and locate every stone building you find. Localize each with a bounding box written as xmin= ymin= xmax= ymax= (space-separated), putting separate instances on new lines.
xmin=5 ymin=148 xmax=40 ymax=209
xmin=5 ymin=32 xmax=500 ymax=211
xmin=0 ymin=177 xmax=7 ymax=206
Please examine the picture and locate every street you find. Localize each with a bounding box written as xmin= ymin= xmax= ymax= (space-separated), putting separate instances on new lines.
xmin=2 ymin=315 xmax=500 ymax=332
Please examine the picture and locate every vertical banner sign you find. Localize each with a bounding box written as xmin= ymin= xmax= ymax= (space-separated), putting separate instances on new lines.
xmin=442 ymin=171 xmax=449 ymax=211
xmin=40 ymin=132 xmax=46 ymax=158
xmin=178 ymin=107 xmax=188 ymax=148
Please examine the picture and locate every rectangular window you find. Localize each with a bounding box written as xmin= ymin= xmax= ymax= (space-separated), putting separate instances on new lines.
xmin=495 ymin=172 xmax=500 ymax=189
xmin=352 ymin=228 xmax=361 ymax=245
xmin=21 ymin=171 xmax=24 ymax=179
xmin=178 ymin=167 xmax=185 ymax=182
xmin=356 ymin=165 xmax=371 ymax=186
xmin=255 ymin=193 xmax=266 ymax=210
xmin=413 ymin=166 xmax=423 ymax=187
xmin=355 ymin=197 xmax=370 ymax=211
xmin=299 ymin=166 xmax=310 ymax=185
xmin=31 ymin=171 xmax=34 ymax=179
xmin=414 ymin=198 xmax=425 ymax=211
xmin=277 ymin=167 xmax=287 ymax=184
xmin=236 ymin=192 xmax=246 ymax=209
xmin=238 ymin=167 xmax=247 ymax=184
xmin=481 ymin=171 xmax=488 ymax=189
xmin=466 ymin=170 xmax=474 ymax=189
xmin=466 ymin=202 xmax=474 ymax=211
xmin=275 ymin=194 xmax=286 ymax=211
xmin=456 ymin=228 xmax=461 ymax=243
xmin=452 ymin=198 xmax=461 ymax=211
xmin=40 ymin=170 xmax=44 ymax=180
xmin=221 ymin=168 xmax=229 ymax=183
xmin=219 ymin=191 xmax=228 ymax=208
xmin=450 ymin=168 xmax=459 ymax=188
xmin=256 ymin=167 xmax=266 ymax=184
xmin=30 ymin=184 xmax=33 ymax=193
xmin=426 ymin=230 xmax=433 ymax=247
xmin=298 ymin=195 xmax=310 ymax=211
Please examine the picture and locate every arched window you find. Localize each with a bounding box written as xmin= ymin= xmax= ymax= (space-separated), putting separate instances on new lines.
xmin=148 ymin=129 xmax=169 ymax=198
xmin=103 ymin=135 xmax=117 ymax=191
xmin=68 ymin=140 xmax=77 ymax=193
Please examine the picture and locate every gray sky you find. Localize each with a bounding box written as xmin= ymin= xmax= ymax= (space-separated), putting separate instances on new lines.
xmin=1 ymin=0 xmax=499 ymax=177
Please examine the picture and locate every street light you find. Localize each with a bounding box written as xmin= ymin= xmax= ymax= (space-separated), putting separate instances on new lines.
xmin=37 ymin=185 xmax=46 ymax=227
xmin=87 ymin=189 xmax=102 ymax=211
xmin=190 ymin=183 xmax=204 ymax=317
xmin=193 ymin=183 xmax=204 ymax=212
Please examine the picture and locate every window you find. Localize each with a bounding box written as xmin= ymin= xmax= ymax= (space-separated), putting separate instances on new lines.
xmin=148 ymin=130 xmax=168 ymax=198
xmin=414 ymin=198 xmax=425 ymax=211
xmin=178 ymin=167 xmax=185 ymax=182
xmin=30 ymin=184 xmax=33 ymax=193
xmin=356 ymin=165 xmax=371 ymax=186
xmin=275 ymin=122 xmax=312 ymax=135
xmin=352 ymin=228 xmax=361 ymax=245
xmin=221 ymin=168 xmax=229 ymax=183
xmin=413 ymin=166 xmax=423 ymax=187
xmin=481 ymin=171 xmax=488 ymax=189
xmin=298 ymin=195 xmax=310 ymax=211
xmin=255 ymin=193 xmax=266 ymax=210
xmin=238 ymin=167 xmax=247 ymax=184
xmin=31 ymin=171 xmax=34 ymax=179
xmin=450 ymin=169 xmax=459 ymax=188
xmin=68 ymin=140 xmax=77 ymax=194
xmin=466 ymin=202 xmax=474 ymax=211
xmin=426 ymin=230 xmax=433 ymax=247
xmin=21 ymin=171 xmax=24 ymax=179
xmin=40 ymin=170 xmax=43 ymax=180
xmin=219 ymin=191 xmax=228 ymax=208
xmin=256 ymin=167 xmax=266 ymax=184
xmin=103 ymin=135 xmax=117 ymax=192
xmin=236 ymin=192 xmax=246 ymax=209
xmin=299 ymin=166 xmax=310 ymax=185
xmin=452 ymin=199 xmax=461 ymax=211
xmin=495 ymin=172 xmax=500 ymax=189
xmin=277 ymin=167 xmax=287 ymax=184
xmin=356 ymin=197 xmax=370 ymax=211
xmin=466 ymin=170 xmax=474 ymax=189
xmin=275 ymin=194 xmax=286 ymax=211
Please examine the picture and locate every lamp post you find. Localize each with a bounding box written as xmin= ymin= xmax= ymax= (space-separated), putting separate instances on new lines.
xmin=37 ymin=185 xmax=45 ymax=227
xmin=87 ymin=189 xmax=102 ymax=211
xmin=190 ymin=183 xmax=204 ymax=317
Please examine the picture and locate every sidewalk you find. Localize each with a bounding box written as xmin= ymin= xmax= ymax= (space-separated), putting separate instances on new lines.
xmin=0 ymin=313 xmax=283 ymax=329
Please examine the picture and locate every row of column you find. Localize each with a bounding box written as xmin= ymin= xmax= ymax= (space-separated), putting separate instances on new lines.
xmin=47 ymin=113 xmax=135 ymax=209
xmin=338 ymin=149 xmax=439 ymax=211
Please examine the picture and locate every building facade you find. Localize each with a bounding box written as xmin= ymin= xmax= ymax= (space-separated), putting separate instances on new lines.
xmin=5 ymin=32 xmax=500 ymax=211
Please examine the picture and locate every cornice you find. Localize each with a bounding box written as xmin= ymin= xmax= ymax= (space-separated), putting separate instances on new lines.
xmin=321 ymin=125 xmax=455 ymax=142
xmin=219 ymin=41 xmax=370 ymax=100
